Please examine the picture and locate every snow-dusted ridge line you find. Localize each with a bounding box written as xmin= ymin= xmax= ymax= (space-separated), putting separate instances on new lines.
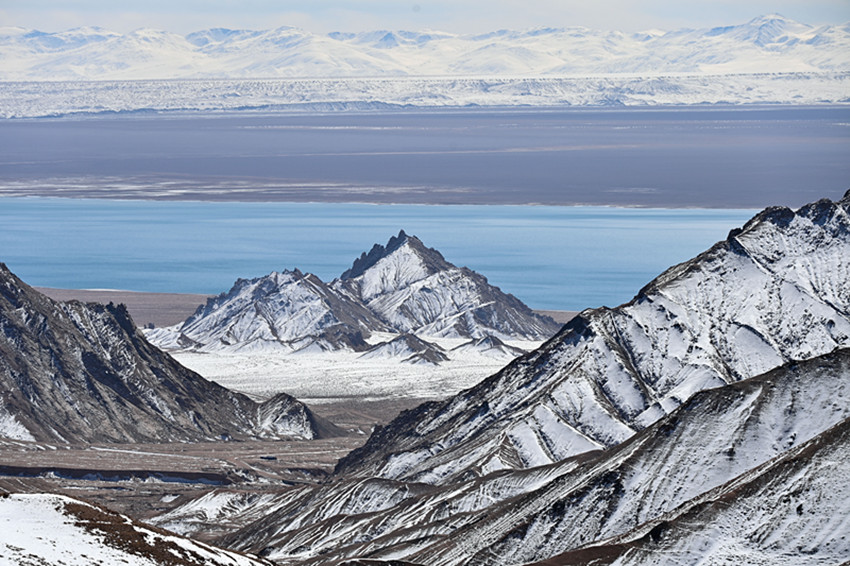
xmin=2 ymin=15 xmax=848 ymax=82
xmin=2 ymin=72 xmax=849 ymax=118
xmin=334 ymin=191 xmax=850 ymax=484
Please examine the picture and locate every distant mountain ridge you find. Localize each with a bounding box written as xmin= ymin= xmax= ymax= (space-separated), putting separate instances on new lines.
xmin=146 ymin=231 xmax=559 ymax=354
xmin=2 ymin=15 xmax=848 ymax=81
xmin=0 ymin=263 xmax=340 ymax=443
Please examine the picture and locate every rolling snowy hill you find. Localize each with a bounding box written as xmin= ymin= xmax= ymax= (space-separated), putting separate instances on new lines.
xmin=2 ymin=15 xmax=848 ymax=81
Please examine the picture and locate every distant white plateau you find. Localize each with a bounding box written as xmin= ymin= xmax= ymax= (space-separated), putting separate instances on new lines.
xmin=1 ymin=14 xmax=849 ymax=117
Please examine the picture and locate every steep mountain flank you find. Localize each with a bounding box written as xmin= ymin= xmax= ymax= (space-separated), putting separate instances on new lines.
xmin=0 ymin=264 xmax=340 ymax=442
xmin=335 ymin=192 xmax=850 ymax=483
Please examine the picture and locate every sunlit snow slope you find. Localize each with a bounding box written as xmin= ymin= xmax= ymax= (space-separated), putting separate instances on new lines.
xmin=0 ymin=492 xmax=271 ymax=566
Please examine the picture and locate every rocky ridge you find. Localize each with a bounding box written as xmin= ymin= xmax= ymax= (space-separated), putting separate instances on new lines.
xmin=158 ymin=347 xmax=850 ymax=565
xmin=0 ymin=263 xmax=340 ymax=443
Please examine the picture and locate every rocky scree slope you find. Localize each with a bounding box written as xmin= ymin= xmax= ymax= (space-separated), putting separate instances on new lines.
xmin=335 ymin=192 xmax=850 ymax=484
xmin=530 ymin=418 xmax=850 ymax=566
xmin=0 ymin=264 xmax=340 ymax=443
xmin=146 ymin=230 xmax=559 ymax=353
xmin=162 ymin=347 xmax=850 ymax=565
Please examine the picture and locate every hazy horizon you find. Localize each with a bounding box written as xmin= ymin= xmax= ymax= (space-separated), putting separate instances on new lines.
xmin=3 ymin=1 xmax=848 ymax=36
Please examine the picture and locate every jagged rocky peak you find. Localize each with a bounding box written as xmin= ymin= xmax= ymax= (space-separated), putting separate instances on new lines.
xmin=0 ymin=263 xmax=340 ymax=443
xmin=334 ymin=192 xmax=850 ymax=484
xmin=341 ymin=229 xmax=453 ymax=284
xmin=335 ymin=231 xmax=561 ymax=340
xmin=147 ymin=231 xmax=561 ymax=352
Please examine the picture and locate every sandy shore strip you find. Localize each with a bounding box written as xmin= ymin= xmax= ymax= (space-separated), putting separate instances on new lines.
xmin=36 ymin=288 xmax=212 ymax=328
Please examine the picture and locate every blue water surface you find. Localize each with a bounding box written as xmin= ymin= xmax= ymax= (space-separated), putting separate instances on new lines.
xmin=0 ymin=198 xmax=756 ymax=311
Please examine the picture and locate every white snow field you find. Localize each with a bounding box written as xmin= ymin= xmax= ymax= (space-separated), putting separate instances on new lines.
xmin=2 ymin=72 xmax=848 ymax=119
xmin=172 ymin=333 xmax=539 ymax=403
xmin=0 ymin=493 xmax=269 ymax=566
xmin=2 ymin=14 xmax=849 ymax=117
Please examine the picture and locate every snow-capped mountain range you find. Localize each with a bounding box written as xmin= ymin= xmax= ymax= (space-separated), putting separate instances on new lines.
xmin=2 ymin=15 xmax=848 ymax=81
xmin=0 ymin=262 xmax=340 ymax=443
xmin=146 ymin=230 xmax=559 ymax=358
xmin=335 ymin=191 xmax=850 ymax=484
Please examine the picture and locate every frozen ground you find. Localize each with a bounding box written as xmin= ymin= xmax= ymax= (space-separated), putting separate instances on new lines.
xmin=172 ymin=333 xmax=541 ymax=404
xmin=2 ymin=73 xmax=849 ymax=118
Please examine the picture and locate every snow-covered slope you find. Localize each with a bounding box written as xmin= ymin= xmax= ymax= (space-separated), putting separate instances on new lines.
xmin=335 ymin=191 xmax=850 ymax=484
xmin=536 ymin=421 xmax=850 ymax=566
xmin=146 ymin=231 xmax=558 ymax=354
xmin=160 ymin=347 xmax=850 ymax=565
xmin=335 ymin=230 xmax=560 ymax=340
xmin=2 ymin=15 xmax=848 ymax=80
xmin=0 ymin=492 xmax=271 ymax=566
xmin=0 ymin=263 xmax=340 ymax=442
xmin=452 ymin=335 xmax=529 ymax=360
xmin=147 ymin=269 xmax=389 ymax=353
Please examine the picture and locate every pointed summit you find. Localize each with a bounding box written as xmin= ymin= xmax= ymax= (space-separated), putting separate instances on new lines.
xmin=147 ymin=268 xmax=390 ymax=353
xmin=340 ymin=230 xmax=451 ymax=282
xmin=334 ymin=232 xmax=560 ymax=340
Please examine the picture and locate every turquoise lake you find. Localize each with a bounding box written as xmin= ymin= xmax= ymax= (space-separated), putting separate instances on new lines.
xmin=0 ymin=198 xmax=757 ymax=311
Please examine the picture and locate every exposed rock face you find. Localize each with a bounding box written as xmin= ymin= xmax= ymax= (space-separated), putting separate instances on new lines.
xmin=147 ymin=231 xmax=560 ymax=353
xmin=0 ymin=264 xmax=340 ymax=443
xmin=335 ymin=192 xmax=850 ymax=483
